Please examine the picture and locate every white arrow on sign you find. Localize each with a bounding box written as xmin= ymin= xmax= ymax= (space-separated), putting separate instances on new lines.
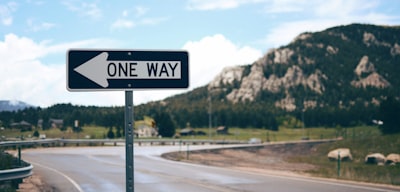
xmin=74 ymin=52 xmax=182 ymax=88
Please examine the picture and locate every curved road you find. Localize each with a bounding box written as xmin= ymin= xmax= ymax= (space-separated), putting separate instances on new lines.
xmin=22 ymin=145 xmax=399 ymax=192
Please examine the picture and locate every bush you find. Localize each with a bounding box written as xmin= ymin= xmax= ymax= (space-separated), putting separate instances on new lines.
xmin=33 ymin=130 xmax=40 ymax=137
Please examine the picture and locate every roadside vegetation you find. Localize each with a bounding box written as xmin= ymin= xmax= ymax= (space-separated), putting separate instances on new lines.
xmin=0 ymin=124 xmax=380 ymax=141
xmin=287 ymin=133 xmax=400 ymax=185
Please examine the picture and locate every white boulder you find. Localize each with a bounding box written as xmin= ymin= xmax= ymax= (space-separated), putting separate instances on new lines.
xmin=327 ymin=148 xmax=353 ymax=161
xmin=386 ymin=153 xmax=400 ymax=165
xmin=365 ymin=153 xmax=386 ymax=165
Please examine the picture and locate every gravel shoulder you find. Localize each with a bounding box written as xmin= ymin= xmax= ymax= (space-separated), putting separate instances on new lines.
xmin=162 ymin=142 xmax=320 ymax=174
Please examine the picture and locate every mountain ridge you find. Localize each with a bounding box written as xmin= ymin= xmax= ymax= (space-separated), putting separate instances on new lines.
xmin=0 ymin=100 xmax=34 ymax=112
xmin=207 ymin=23 xmax=400 ymax=111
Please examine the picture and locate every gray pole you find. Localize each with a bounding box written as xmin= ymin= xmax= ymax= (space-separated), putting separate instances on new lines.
xmin=208 ymin=94 xmax=212 ymax=140
xmin=125 ymin=91 xmax=134 ymax=191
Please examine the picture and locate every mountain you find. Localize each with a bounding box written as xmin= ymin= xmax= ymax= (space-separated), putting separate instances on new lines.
xmin=135 ymin=24 xmax=400 ymax=129
xmin=208 ymin=24 xmax=400 ymax=110
xmin=0 ymin=100 xmax=34 ymax=112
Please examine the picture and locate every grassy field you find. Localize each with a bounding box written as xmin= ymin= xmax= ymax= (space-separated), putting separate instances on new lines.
xmin=177 ymin=126 xmax=381 ymax=142
xmin=0 ymin=125 xmax=381 ymax=141
xmin=287 ymin=133 xmax=400 ymax=185
xmin=0 ymin=126 xmax=110 ymax=140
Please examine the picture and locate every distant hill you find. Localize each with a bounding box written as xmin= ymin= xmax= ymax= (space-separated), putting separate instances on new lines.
xmin=135 ymin=23 xmax=400 ymax=129
xmin=0 ymin=100 xmax=34 ymax=112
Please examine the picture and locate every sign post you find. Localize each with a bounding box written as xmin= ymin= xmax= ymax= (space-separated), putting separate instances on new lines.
xmin=67 ymin=49 xmax=189 ymax=192
xmin=125 ymin=91 xmax=134 ymax=191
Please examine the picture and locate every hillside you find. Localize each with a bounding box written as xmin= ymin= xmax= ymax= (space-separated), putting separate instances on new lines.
xmin=0 ymin=100 xmax=34 ymax=112
xmin=209 ymin=24 xmax=400 ymax=110
xmin=136 ymin=23 xmax=400 ymax=129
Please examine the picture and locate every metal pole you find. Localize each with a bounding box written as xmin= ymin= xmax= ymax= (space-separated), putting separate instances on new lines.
xmin=125 ymin=91 xmax=134 ymax=192
xmin=208 ymin=95 xmax=212 ymax=140
xmin=337 ymin=151 xmax=341 ymax=177
xmin=18 ymin=146 xmax=21 ymax=166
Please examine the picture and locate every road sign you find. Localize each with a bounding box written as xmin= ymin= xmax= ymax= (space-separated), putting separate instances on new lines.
xmin=67 ymin=49 xmax=189 ymax=91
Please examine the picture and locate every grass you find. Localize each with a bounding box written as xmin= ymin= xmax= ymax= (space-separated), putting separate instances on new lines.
xmin=287 ymin=133 xmax=400 ymax=185
xmin=177 ymin=126 xmax=380 ymax=142
xmin=0 ymin=126 xmax=110 ymax=140
xmin=1 ymin=125 xmax=381 ymax=141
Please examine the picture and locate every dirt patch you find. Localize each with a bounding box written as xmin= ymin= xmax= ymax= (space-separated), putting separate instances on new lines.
xmin=18 ymin=173 xmax=56 ymax=192
xmin=162 ymin=142 xmax=323 ymax=173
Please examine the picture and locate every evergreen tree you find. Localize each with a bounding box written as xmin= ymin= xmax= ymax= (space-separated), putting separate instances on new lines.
xmin=107 ymin=127 xmax=115 ymax=139
xmin=153 ymin=112 xmax=175 ymax=137
xmin=379 ymin=97 xmax=400 ymax=134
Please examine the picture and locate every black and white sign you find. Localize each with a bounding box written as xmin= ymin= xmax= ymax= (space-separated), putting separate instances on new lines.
xmin=67 ymin=50 xmax=189 ymax=91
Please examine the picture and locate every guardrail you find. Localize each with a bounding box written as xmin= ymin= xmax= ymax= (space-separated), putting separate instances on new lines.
xmin=0 ymin=138 xmax=247 ymax=187
xmin=0 ymin=138 xmax=248 ymax=148
xmin=0 ymin=164 xmax=33 ymax=182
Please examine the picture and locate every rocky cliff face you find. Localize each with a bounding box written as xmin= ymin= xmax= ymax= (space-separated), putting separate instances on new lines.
xmin=208 ymin=24 xmax=400 ymax=111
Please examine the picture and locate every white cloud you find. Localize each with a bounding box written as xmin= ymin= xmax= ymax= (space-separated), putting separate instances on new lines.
xmin=186 ymin=0 xmax=262 ymax=10
xmin=129 ymin=34 xmax=263 ymax=106
xmin=27 ymin=18 xmax=56 ymax=32
xmin=260 ymin=0 xmax=396 ymax=48
xmin=111 ymin=7 xmax=168 ymax=30
xmin=134 ymin=6 xmax=147 ymax=17
xmin=111 ymin=19 xmax=135 ymax=29
xmin=0 ymin=33 xmax=123 ymax=107
xmin=183 ymin=34 xmax=262 ymax=89
xmin=261 ymin=20 xmax=339 ymax=48
xmin=62 ymin=0 xmax=102 ymax=19
xmin=263 ymin=0 xmax=308 ymax=13
xmin=0 ymin=2 xmax=17 ymax=25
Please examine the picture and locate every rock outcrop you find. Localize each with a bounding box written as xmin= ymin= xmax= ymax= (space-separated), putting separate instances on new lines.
xmin=206 ymin=24 xmax=398 ymax=111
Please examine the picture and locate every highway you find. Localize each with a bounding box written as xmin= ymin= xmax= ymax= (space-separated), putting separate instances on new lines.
xmin=22 ymin=145 xmax=399 ymax=192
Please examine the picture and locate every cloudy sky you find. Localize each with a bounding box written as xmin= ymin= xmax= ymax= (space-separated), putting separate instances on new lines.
xmin=0 ymin=0 xmax=399 ymax=107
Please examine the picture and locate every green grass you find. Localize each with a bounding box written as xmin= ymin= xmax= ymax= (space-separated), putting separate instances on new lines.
xmin=178 ymin=126 xmax=380 ymax=142
xmin=0 ymin=126 xmax=110 ymax=140
xmin=1 ymin=125 xmax=381 ymax=141
xmin=287 ymin=133 xmax=400 ymax=185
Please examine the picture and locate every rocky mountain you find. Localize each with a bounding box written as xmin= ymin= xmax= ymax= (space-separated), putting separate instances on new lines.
xmin=136 ymin=23 xmax=400 ymax=129
xmin=0 ymin=100 xmax=34 ymax=112
xmin=208 ymin=23 xmax=400 ymax=112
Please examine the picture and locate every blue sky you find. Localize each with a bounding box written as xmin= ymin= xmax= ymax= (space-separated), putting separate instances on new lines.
xmin=0 ymin=0 xmax=399 ymax=107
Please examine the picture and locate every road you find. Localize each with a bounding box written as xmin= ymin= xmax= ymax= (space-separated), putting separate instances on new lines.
xmin=22 ymin=145 xmax=399 ymax=192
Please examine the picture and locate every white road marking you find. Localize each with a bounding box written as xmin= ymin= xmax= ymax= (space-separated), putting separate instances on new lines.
xmin=31 ymin=162 xmax=84 ymax=192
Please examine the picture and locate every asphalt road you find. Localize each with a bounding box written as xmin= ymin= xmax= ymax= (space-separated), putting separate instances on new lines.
xmin=22 ymin=145 xmax=399 ymax=192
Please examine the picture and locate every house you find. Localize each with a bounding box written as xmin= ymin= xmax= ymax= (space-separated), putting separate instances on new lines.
xmin=49 ymin=119 xmax=64 ymax=128
xmin=11 ymin=120 xmax=32 ymax=131
xmin=37 ymin=118 xmax=64 ymax=129
xmin=136 ymin=125 xmax=158 ymax=138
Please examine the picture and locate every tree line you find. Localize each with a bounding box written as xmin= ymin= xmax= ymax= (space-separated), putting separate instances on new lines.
xmin=1 ymin=94 xmax=399 ymax=137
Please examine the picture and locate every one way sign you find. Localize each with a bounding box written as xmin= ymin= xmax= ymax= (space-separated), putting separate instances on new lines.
xmin=67 ymin=49 xmax=189 ymax=91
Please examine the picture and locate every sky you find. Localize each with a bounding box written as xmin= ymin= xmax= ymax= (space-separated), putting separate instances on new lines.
xmin=0 ymin=0 xmax=399 ymax=107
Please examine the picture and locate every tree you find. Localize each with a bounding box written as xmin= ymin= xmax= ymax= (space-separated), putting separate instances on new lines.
xmin=153 ymin=112 xmax=175 ymax=137
xmin=107 ymin=127 xmax=115 ymax=139
xmin=379 ymin=97 xmax=400 ymax=134
xmin=116 ymin=126 xmax=122 ymax=138
xmin=33 ymin=130 xmax=40 ymax=137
